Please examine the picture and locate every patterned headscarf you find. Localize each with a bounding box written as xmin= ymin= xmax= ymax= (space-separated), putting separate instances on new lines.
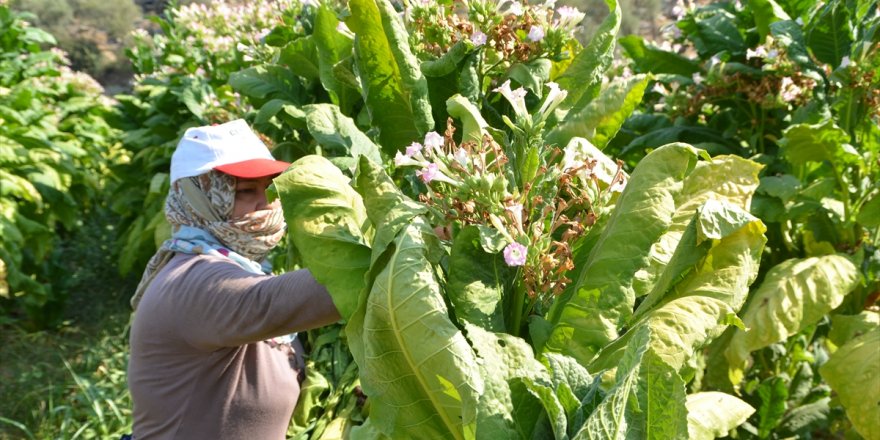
xmin=131 ymin=170 xmax=286 ymax=310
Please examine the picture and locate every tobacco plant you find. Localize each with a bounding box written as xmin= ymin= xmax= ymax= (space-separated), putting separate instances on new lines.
xmin=254 ymin=0 xmax=774 ymax=438
xmin=613 ymin=0 xmax=879 ymax=437
xmin=0 ymin=6 xmax=122 ymax=328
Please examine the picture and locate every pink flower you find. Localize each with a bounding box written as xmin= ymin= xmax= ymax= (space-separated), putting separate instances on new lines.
xmin=405 ymin=142 xmax=423 ymax=157
xmin=336 ymin=21 xmax=352 ymax=35
xmin=493 ymin=79 xmax=529 ymax=120
xmin=746 ymin=46 xmax=768 ymax=60
xmin=416 ymin=163 xmax=440 ymax=183
xmin=780 ymin=77 xmax=802 ymax=101
xmin=527 ymin=26 xmax=545 ymax=42
xmin=424 ymin=131 xmax=444 ymax=151
xmin=537 ymin=82 xmax=567 ymax=121
xmin=394 ymin=151 xmax=421 ymax=167
xmin=555 ymin=6 xmax=585 ymax=31
xmin=507 ymin=1 xmax=524 ymax=16
xmin=453 ymin=147 xmax=469 ymax=167
xmin=503 ymin=242 xmax=527 ymax=266
xmin=471 ymin=31 xmax=487 ymax=46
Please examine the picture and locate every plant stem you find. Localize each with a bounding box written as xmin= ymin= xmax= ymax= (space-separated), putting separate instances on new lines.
xmin=831 ymin=164 xmax=852 ymax=230
xmin=510 ymin=277 xmax=526 ymax=337
xmin=758 ymin=106 xmax=766 ymax=155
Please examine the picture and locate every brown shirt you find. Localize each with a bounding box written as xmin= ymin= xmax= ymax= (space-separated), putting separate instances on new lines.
xmin=128 ymin=253 xmax=341 ymax=439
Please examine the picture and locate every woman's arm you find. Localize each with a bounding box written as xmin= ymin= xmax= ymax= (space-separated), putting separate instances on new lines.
xmin=164 ymin=255 xmax=342 ymax=349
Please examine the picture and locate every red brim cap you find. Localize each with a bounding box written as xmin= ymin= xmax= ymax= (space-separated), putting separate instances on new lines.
xmin=213 ymin=158 xmax=291 ymax=179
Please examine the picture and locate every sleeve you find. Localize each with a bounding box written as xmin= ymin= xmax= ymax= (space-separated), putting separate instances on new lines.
xmin=169 ymin=255 xmax=342 ymax=350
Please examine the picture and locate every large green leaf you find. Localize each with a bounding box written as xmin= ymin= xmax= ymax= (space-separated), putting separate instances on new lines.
xmin=781 ymin=120 xmax=857 ymax=166
xmin=275 ymin=155 xmax=372 ymax=320
xmin=465 ymin=324 xmax=550 ymax=439
xmin=301 ymin=104 xmax=382 ymax=167
xmin=508 ymin=378 xmax=555 ymax=439
xmin=777 ymin=397 xmax=831 ymax=438
xmin=349 ymin=218 xmax=482 ymax=440
xmin=421 ymin=40 xmax=475 ymax=77
xmin=819 ymin=327 xmax=880 ymax=440
xmin=685 ymin=392 xmax=755 ymax=440
xmin=542 ymin=352 xmax=595 ymax=401
xmin=345 ymin=0 xmax=433 ymax=154
xmin=556 ymin=0 xmax=620 ymax=109
xmin=629 ymin=351 xmax=689 ymax=440
xmin=806 ymin=0 xmax=853 ymax=66
xmin=521 ymin=354 xmax=596 ymax=439
xmin=725 ymin=255 xmax=860 ymax=383
xmin=632 ymin=200 xmax=764 ymax=325
xmin=572 ymin=326 xmax=650 ymax=440
xmin=546 ymin=75 xmax=649 ymax=149
xmin=544 ymin=143 xmax=702 ymax=366
xmin=447 ymin=226 xmax=509 ymax=332
xmin=749 ymin=0 xmax=790 ymax=41
xmin=619 ymin=36 xmax=700 ymax=76
xmin=446 ymin=94 xmax=490 ymax=144
xmin=518 ymin=377 xmax=569 ymax=439
xmin=687 ymin=7 xmax=747 ymax=57
xmin=229 ymin=65 xmax=307 ymax=104
xmin=353 ymin=156 xmax=426 ymax=264
xmin=590 ymin=202 xmax=766 ymax=373
xmin=632 ymin=155 xmax=762 ymax=304
xmin=313 ymin=5 xmax=359 ymax=114
xmin=279 ymin=36 xmax=320 ymax=81
xmin=345 ymin=157 xmax=427 ymax=384
xmin=508 ymin=58 xmax=552 ymax=96
xmin=828 ymin=311 xmax=880 ymax=346
xmin=857 ymin=192 xmax=880 ymax=227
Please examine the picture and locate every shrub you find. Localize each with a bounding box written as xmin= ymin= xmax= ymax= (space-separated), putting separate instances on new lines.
xmin=9 ymin=0 xmax=142 ymax=82
xmin=0 ymin=5 xmax=123 ymax=328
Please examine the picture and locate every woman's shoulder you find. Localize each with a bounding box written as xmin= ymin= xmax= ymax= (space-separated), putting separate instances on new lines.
xmin=170 ymin=252 xmax=244 ymax=272
xmin=154 ymin=253 xmax=258 ymax=288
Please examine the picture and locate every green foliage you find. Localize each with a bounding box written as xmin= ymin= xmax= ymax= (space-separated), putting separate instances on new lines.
xmin=725 ymin=256 xmax=860 ymax=384
xmin=686 ymin=392 xmax=756 ymax=440
xmin=615 ymin=0 xmax=880 ymax=435
xmin=10 ymin=0 xmax=142 ymax=79
xmin=0 ymin=5 xmax=122 ymax=328
xmin=288 ymin=323 xmax=365 ymax=439
xmin=277 ymin=143 xmax=765 ymax=438
xmin=346 ymin=0 xmax=433 ymax=154
xmin=252 ymin=0 xmax=774 ymax=437
xmin=6 ymin=0 xmax=865 ymax=437
xmin=820 ymin=327 xmax=880 ymax=440
xmin=0 ymin=207 xmax=135 ymax=437
xmin=0 ymin=311 xmax=132 ymax=439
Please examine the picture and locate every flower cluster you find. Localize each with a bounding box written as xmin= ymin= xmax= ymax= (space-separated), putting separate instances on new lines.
xmin=830 ymin=51 xmax=880 ymax=123
xmin=129 ymin=0 xmax=299 ymax=81
xmin=649 ymin=31 xmax=819 ymax=118
xmin=405 ymin=1 xmax=585 ymax=67
xmin=396 ymin=82 xmax=626 ymax=305
xmin=126 ymin=0 xmax=304 ymax=124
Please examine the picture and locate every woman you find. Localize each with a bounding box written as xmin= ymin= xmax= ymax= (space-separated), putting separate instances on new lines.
xmin=127 ymin=119 xmax=341 ymax=439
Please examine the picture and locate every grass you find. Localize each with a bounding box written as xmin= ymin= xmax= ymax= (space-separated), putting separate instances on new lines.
xmin=0 ymin=302 xmax=133 ymax=439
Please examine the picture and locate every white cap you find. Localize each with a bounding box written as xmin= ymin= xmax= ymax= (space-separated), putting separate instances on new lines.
xmin=170 ymin=119 xmax=287 ymax=183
